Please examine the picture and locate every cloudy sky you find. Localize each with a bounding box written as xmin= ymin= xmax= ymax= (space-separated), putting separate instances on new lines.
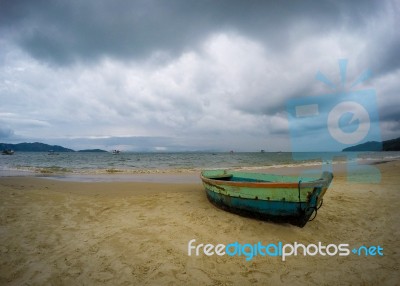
xmin=0 ymin=0 xmax=399 ymax=151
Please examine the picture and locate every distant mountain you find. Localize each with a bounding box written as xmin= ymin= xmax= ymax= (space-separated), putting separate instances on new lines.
xmin=78 ymin=149 xmax=108 ymax=153
xmin=343 ymin=137 xmax=400 ymax=151
xmin=383 ymin=137 xmax=400 ymax=151
xmin=0 ymin=142 xmax=74 ymax=152
xmin=342 ymin=141 xmax=381 ymax=151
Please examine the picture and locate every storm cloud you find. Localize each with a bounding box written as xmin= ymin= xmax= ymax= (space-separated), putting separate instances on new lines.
xmin=0 ymin=0 xmax=399 ymax=151
xmin=1 ymin=0 xmax=386 ymax=65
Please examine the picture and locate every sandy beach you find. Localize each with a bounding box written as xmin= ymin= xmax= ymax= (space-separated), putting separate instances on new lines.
xmin=0 ymin=161 xmax=399 ymax=285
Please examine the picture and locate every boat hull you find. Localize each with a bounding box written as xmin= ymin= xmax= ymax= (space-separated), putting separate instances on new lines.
xmin=201 ymin=170 xmax=333 ymax=227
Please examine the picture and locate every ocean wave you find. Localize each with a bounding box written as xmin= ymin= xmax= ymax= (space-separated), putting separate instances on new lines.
xmin=1 ymin=152 xmax=399 ymax=177
xmin=1 ymin=162 xmax=331 ymax=176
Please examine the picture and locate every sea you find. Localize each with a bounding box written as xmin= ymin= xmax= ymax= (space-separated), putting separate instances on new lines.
xmin=1 ymin=151 xmax=399 ymax=182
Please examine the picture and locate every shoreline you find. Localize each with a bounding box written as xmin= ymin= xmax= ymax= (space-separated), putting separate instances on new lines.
xmin=1 ymin=157 xmax=397 ymax=183
xmin=0 ymin=160 xmax=399 ymax=284
xmin=2 ymin=151 xmax=399 ymax=176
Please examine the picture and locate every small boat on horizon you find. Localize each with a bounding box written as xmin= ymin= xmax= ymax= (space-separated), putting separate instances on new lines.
xmin=200 ymin=170 xmax=333 ymax=227
xmin=1 ymin=149 xmax=14 ymax=155
xmin=112 ymin=150 xmax=121 ymax=155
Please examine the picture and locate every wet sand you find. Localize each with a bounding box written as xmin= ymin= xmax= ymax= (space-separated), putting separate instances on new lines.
xmin=0 ymin=161 xmax=399 ymax=285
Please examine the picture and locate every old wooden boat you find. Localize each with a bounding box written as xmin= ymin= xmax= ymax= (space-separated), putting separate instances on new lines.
xmin=200 ymin=170 xmax=333 ymax=227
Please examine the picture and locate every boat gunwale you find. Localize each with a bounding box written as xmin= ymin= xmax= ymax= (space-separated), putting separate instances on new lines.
xmin=200 ymin=172 xmax=332 ymax=189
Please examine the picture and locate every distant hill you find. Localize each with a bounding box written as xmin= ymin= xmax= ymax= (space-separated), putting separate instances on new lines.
xmin=0 ymin=142 xmax=74 ymax=152
xmin=78 ymin=149 xmax=108 ymax=153
xmin=343 ymin=137 xmax=400 ymax=151
xmin=383 ymin=137 xmax=400 ymax=151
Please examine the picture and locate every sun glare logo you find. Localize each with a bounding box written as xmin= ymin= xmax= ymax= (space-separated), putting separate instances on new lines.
xmin=286 ymin=59 xmax=382 ymax=183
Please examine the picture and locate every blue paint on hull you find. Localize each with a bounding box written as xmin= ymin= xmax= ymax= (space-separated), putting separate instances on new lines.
xmin=206 ymin=189 xmax=318 ymax=227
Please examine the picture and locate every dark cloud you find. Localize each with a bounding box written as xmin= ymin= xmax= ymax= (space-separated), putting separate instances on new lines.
xmin=369 ymin=36 xmax=400 ymax=76
xmin=0 ymin=0 xmax=399 ymax=151
xmin=0 ymin=0 xmax=388 ymax=65
xmin=379 ymin=105 xmax=400 ymax=128
xmin=0 ymin=127 xmax=14 ymax=139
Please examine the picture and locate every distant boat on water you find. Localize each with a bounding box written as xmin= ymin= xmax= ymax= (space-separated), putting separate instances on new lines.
xmin=48 ymin=150 xmax=59 ymax=155
xmin=112 ymin=150 xmax=121 ymax=155
xmin=1 ymin=149 xmax=14 ymax=155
